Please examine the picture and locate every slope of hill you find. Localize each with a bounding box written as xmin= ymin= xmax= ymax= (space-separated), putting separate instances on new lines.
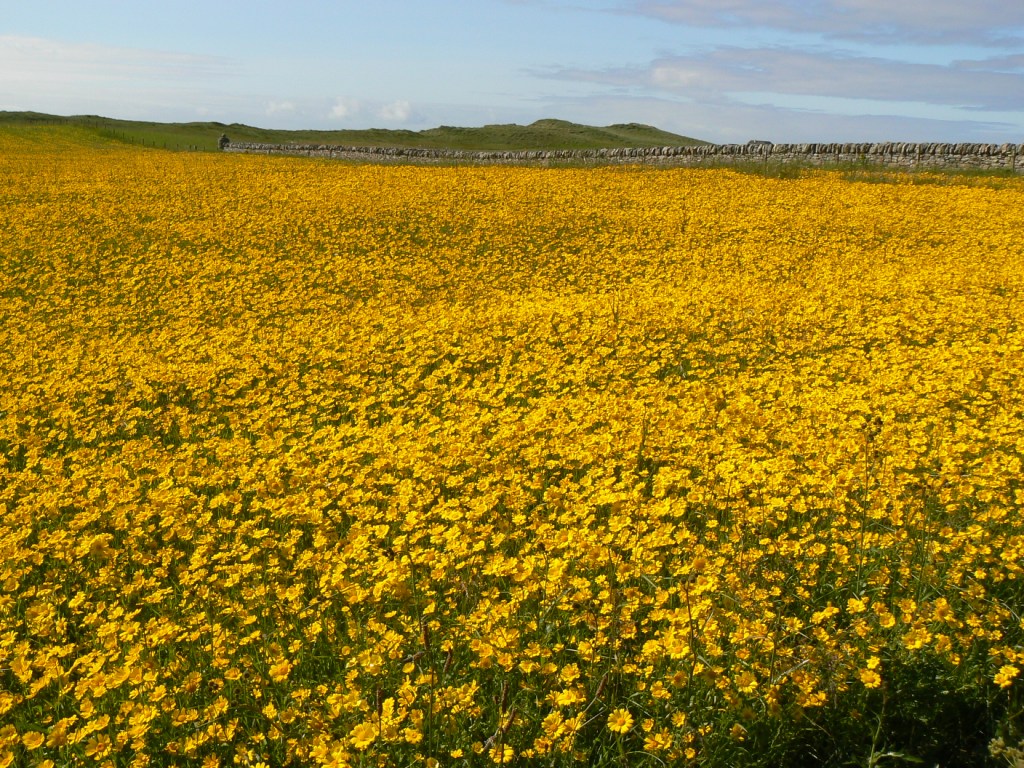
xmin=0 ymin=111 xmax=707 ymax=152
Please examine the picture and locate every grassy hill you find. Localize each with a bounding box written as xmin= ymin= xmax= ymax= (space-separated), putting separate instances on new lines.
xmin=0 ymin=111 xmax=707 ymax=152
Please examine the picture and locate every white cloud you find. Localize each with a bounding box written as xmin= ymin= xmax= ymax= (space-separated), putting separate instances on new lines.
xmin=651 ymin=65 xmax=701 ymax=88
xmin=265 ymin=100 xmax=295 ymax=115
xmin=327 ymin=98 xmax=413 ymax=124
xmin=0 ymin=34 xmax=229 ymax=86
xmin=545 ymin=47 xmax=1024 ymax=111
xmin=377 ymin=100 xmax=412 ymax=122
xmin=956 ymin=54 xmax=1024 ymax=73
xmin=329 ymin=97 xmax=362 ymax=120
xmin=0 ymin=34 xmax=241 ymax=120
xmin=624 ymin=0 xmax=1024 ymax=46
xmin=533 ymin=92 xmax=1021 ymax=144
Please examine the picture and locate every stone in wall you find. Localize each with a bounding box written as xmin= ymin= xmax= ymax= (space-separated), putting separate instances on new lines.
xmin=220 ymin=138 xmax=1024 ymax=173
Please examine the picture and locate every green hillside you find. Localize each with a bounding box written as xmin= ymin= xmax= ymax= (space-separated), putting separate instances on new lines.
xmin=0 ymin=111 xmax=707 ymax=152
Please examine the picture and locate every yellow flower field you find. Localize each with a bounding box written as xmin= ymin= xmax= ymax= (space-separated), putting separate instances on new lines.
xmin=1 ymin=127 xmax=1023 ymax=767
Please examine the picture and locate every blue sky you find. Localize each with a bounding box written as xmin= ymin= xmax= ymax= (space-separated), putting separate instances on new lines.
xmin=2 ymin=0 xmax=1024 ymax=142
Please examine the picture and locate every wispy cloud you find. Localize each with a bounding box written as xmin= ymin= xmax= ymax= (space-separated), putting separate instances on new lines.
xmin=623 ymin=0 xmax=1024 ymax=46
xmin=544 ymin=47 xmax=1024 ymax=111
xmin=377 ymin=100 xmax=412 ymax=122
xmin=326 ymin=98 xmax=415 ymax=125
xmin=0 ymin=34 xmax=240 ymax=119
xmin=0 ymin=35 xmax=231 ymax=86
xmin=329 ymin=97 xmax=362 ymax=120
xmin=513 ymin=1 xmax=1024 ymax=141
xmin=531 ymin=92 xmax=1020 ymax=143
xmin=955 ymin=53 xmax=1024 ymax=72
xmin=265 ymin=100 xmax=296 ymax=116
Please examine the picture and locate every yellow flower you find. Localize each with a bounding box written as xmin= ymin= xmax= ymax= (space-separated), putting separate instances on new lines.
xmin=83 ymin=734 xmax=112 ymax=760
xmin=489 ymin=744 xmax=514 ymax=763
xmin=268 ymin=659 xmax=293 ymax=683
xmin=349 ymin=722 xmax=376 ymax=750
xmin=541 ymin=711 xmax=565 ymax=738
xmin=994 ymin=665 xmax=1019 ymax=689
xmin=21 ymin=731 xmax=44 ymax=750
xmin=846 ymin=597 xmax=867 ymax=614
xmin=554 ymin=688 xmax=583 ymax=707
xmin=859 ymin=668 xmax=882 ymax=689
xmin=644 ymin=729 xmax=673 ymax=751
xmin=607 ymin=708 xmax=634 ymax=734
xmin=902 ymin=625 xmax=932 ymax=651
xmin=735 ymin=670 xmax=758 ymax=693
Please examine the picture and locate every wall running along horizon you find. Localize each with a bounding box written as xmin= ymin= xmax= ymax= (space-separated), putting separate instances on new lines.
xmin=222 ymin=139 xmax=1024 ymax=172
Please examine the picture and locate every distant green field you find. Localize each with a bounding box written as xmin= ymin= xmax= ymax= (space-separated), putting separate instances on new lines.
xmin=0 ymin=111 xmax=707 ymax=152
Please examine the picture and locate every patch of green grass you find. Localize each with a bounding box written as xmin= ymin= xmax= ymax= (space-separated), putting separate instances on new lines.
xmin=0 ymin=112 xmax=224 ymax=151
xmin=838 ymin=165 xmax=1023 ymax=188
xmin=704 ymin=157 xmax=1023 ymax=187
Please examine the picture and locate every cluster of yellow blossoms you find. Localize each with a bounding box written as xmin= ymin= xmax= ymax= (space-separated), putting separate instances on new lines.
xmin=1 ymin=127 xmax=1023 ymax=766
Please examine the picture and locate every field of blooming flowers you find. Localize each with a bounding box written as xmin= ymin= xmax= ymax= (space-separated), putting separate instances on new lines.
xmin=1 ymin=126 xmax=1024 ymax=767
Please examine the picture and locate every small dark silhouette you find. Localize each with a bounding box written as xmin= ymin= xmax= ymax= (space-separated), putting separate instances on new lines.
xmin=218 ymin=134 xmax=230 ymax=150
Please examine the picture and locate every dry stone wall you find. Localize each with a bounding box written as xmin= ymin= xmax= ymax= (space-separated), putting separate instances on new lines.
xmin=222 ymin=139 xmax=1024 ymax=173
